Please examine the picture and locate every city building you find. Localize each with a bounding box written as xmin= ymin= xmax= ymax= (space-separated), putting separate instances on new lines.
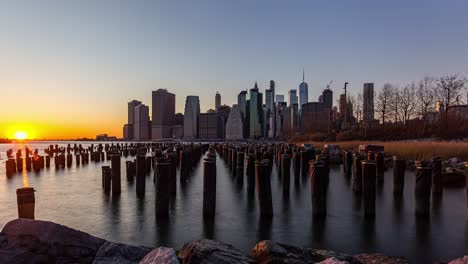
xmin=248 ymin=82 xmax=263 ymax=139
xmin=123 ymin=124 xmax=132 ymax=140
xmin=322 ymin=88 xmax=333 ymax=111
xmin=298 ymin=70 xmax=308 ymax=109
xmin=183 ymin=96 xmax=200 ymax=139
xmin=301 ymin=102 xmax=331 ymax=133
xmin=265 ymin=80 xmax=276 ymax=138
xmin=217 ymin=105 xmax=231 ymax=139
xmin=215 ymin=92 xmax=221 ymax=112
xmin=96 ymin=134 xmax=117 ymax=141
xmin=288 ymin=89 xmax=298 ymax=106
xmin=275 ymin=102 xmax=287 ymax=138
xmin=225 ymin=104 xmax=244 ymax=140
xmin=238 ymin=91 xmax=247 ymax=118
xmin=363 ymin=83 xmax=375 ymax=125
xmin=199 ymin=112 xmax=219 ymax=139
xmin=133 ymin=104 xmax=150 ymax=141
xmin=123 ymin=100 xmax=142 ymax=140
xmin=276 ymin=94 xmax=285 ymax=103
xmin=151 ymin=89 xmax=175 ymax=140
xmin=175 ymin=113 xmax=184 ymax=126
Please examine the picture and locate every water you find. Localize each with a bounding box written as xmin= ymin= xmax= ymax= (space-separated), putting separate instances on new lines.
xmin=0 ymin=141 xmax=467 ymax=263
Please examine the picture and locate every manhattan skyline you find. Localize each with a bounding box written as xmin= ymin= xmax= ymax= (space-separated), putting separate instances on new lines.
xmin=1 ymin=0 xmax=467 ymax=139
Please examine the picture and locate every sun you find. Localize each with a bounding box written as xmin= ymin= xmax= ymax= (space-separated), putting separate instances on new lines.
xmin=14 ymin=131 xmax=28 ymax=140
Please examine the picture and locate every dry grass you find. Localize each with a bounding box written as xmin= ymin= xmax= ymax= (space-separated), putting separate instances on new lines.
xmin=295 ymin=140 xmax=468 ymax=161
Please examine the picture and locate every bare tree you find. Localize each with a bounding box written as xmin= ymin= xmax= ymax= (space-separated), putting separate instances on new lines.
xmin=399 ymin=82 xmax=418 ymax=126
xmin=388 ymin=85 xmax=401 ymax=125
xmin=436 ymin=74 xmax=466 ymax=126
xmin=375 ymin=83 xmax=392 ymax=130
xmin=354 ymin=93 xmax=363 ymax=126
xmin=417 ymin=76 xmax=436 ymax=120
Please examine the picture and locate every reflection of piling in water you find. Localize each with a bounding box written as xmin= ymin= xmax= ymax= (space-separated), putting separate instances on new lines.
xmin=343 ymin=151 xmax=353 ymax=176
xmin=145 ymin=156 xmax=152 ymax=174
xmin=75 ymin=154 xmax=80 ymax=166
xmin=136 ymin=155 xmax=146 ymax=196
xmin=246 ymin=155 xmax=255 ymax=193
xmin=236 ymin=152 xmax=244 ymax=184
xmin=376 ymin=153 xmax=384 ymax=182
xmin=16 ymin=187 xmax=35 ymax=219
xmin=66 ymin=154 xmax=72 ymax=167
xmin=155 ymin=162 xmax=170 ymax=218
xmin=256 ymin=160 xmax=273 ymax=217
xmin=310 ymin=161 xmax=327 ymax=217
xmin=352 ymin=155 xmax=364 ymax=193
xmin=16 ymin=157 xmax=23 ymax=172
xmin=167 ymin=152 xmax=177 ymax=197
xmin=111 ymin=155 xmax=121 ymax=195
xmin=293 ymin=151 xmax=300 ymax=179
xmin=415 ymin=165 xmax=431 ymax=215
xmin=203 ymin=158 xmax=216 ymax=217
xmin=431 ymin=157 xmax=442 ymax=194
xmin=362 ymin=161 xmax=377 ymax=217
xmin=393 ymin=156 xmax=406 ymax=194
xmin=45 ymin=156 xmax=50 ymax=168
xmin=281 ymin=155 xmax=291 ymax=196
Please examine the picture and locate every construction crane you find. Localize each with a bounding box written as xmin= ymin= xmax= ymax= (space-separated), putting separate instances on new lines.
xmin=326 ymin=80 xmax=333 ymax=90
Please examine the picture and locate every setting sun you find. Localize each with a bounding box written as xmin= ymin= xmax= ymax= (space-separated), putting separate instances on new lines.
xmin=14 ymin=131 xmax=28 ymax=140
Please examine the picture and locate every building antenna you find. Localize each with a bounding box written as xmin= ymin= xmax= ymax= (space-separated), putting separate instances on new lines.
xmin=302 ymin=68 xmax=305 ymax=83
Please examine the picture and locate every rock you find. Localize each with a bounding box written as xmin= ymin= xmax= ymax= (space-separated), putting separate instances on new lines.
xmin=442 ymin=170 xmax=466 ymax=188
xmin=178 ymin=239 xmax=255 ymax=264
xmin=92 ymin=241 xmax=152 ymax=264
xmin=314 ymin=250 xmax=359 ymax=264
xmin=353 ymin=253 xmax=408 ymax=264
xmin=251 ymin=240 xmax=325 ymax=263
xmin=139 ymin=247 xmax=179 ymax=264
xmin=318 ymin=257 xmax=350 ymax=264
xmin=449 ymin=256 xmax=468 ymax=264
xmin=2 ymin=218 xmax=105 ymax=264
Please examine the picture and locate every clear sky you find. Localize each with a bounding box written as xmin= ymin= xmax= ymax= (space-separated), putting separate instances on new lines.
xmin=1 ymin=0 xmax=467 ymax=139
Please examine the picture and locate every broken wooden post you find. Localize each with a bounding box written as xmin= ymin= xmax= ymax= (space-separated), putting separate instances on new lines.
xmin=393 ymin=156 xmax=406 ymax=194
xmin=16 ymin=187 xmax=35 ymax=219
xmin=111 ymin=155 xmax=121 ymax=195
xmin=155 ymin=162 xmax=170 ymax=218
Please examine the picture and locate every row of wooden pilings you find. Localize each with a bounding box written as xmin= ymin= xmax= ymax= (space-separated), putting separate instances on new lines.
xmin=101 ymin=143 xmax=209 ymax=218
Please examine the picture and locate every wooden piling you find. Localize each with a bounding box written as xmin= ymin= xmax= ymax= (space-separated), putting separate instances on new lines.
xmin=376 ymin=153 xmax=384 ymax=182
xmin=6 ymin=158 xmax=16 ymax=177
xmin=255 ymin=160 xmax=273 ymax=216
xmin=111 ymin=155 xmax=121 ymax=195
xmin=393 ymin=156 xmax=406 ymax=194
xmin=431 ymin=157 xmax=442 ymax=194
xmin=415 ymin=165 xmax=432 ymax=215
xmin=102 ymin=166 xmax=112 ymax=193
xmin=136 ymin=155 xmax=146 ymax=196
xmin=310 ymin=161 xmax=327 ymax=216
xmin=362 ymin=161 xmax=377 ymax=217
xmin=155 ymin=162 xmax=170 ymax=218
xmin=246 ymin=155 xmax=255 ymax=193
xmin=281 ymin=155 xmax=291 ymax=195
xmin=16 ymin=187 xmax=35 ymax=219
xmin=203 ymin=159 xmax=216 ymax=217
xmin=352 ymin=155 xmax=364 ymax=193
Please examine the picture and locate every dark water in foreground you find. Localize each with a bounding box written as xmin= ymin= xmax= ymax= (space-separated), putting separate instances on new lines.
xmin=0 ymin=142 xmax=467 ymax=263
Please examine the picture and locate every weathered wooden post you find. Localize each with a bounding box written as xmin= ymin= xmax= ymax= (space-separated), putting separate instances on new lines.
xmin=376 ymin=152 xmax=385 ymax=182
xmin=256 ymin=160 xmax=273 ymax=216
xmin=16 ymin=187 xmax=35 ymax=219
xmin=111 ymin=155 xmax=121 ymax=195
xmin=102 ymin=166 xmax=112 ymax=193
xmin=75 ymin=154 xmax=81 ymax=166
xmin=310 ymin=161 xmax=327 ymax=216
xmin=344 ymin=151 xmax=353 ymax=176
xmin=167 ymin=152 xmax=177 ymax=197
xmin=66 ymin=154 xmax=72 ymax=167
xmin=393 ymin=156 xmax=406 ymax=194
xmin=236 ymin=152 xmax=244 ymax=184
xmin=300 ymin=150 xmax=308 ymax=176
xmin=155 ymin=162 xmax=170 ymax=218
xmin=362 ymin=161 xmax=377 ymax=217
xmin=136 ymin=155 xmax=146 ymax=196
xmin=45 ymin=155 xmax=50 ymax=168
xmin=146 ymin=156 xmax=152 ymax=174
xmin=281 ymin=154 xmax=291 ymax=195
xmin=367 ymin=151 xmax=375 ymax=161
xmin=6 ymin=159 xmax=16 ymax=177
xmin=203 ymin=158 xmax=216 ymax=217
xmin=352 ymin=155 xmax=364 ymax=193
xmin=415 ymin=165 xmax=432 ymax=215
xmin=431 ymin=157 xmax=442 ymax=194
xmin=293 ymin=151 xmax=300 ymax=179
xmin=16 ymin=157 xmax=23 ymax=172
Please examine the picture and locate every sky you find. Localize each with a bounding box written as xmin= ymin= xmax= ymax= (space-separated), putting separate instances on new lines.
xmin=0 ymin=0 xmax=467 ymax=139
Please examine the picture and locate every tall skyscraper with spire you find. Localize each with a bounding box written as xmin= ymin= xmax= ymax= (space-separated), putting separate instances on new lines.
xmin=299 ymin=69 xmax=308 ymax=110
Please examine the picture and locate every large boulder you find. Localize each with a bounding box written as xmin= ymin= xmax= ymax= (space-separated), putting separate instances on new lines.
xmin=449 ymin=256 xmax=468 ymax=264
xmin=251 ymin=240 xmax=325 ymax=263
xmin=178 ymin=239 xmax=255 ymax=264
xmin=139 ymin=247 xmax=180 ymax=264
xmin=2 ymin=218 xmax=105 ymax=263
xmin=353 ymin=253 xmax=408 ymax=264
xmin=318 ymin=258 xmax=350 ymax=264
xmin=92 ymin=241 xmax=152 ymax=264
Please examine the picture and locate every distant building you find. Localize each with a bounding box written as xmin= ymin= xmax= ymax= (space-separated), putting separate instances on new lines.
xmin=276 ymin=102 xmax=287 ymax=138
xmin=199 ymin=113 xmax=219 ymax=139
xmin=249 ymin=82 xmax=263 ymax=139
xmin=265 ymin=80 xmax=276 ymax=138
xmin=298 ymin=70 xmax=308 ymax=109
xmin=96 ymin=134 xmax=117 ymax=141
xmin=183 ymin=96 xmax=200 ymax=139
xmin=322 ymin=88 xmax=333 ymax=111
xmin=171 ymin=125 xmax=184 ymax=139
xmin=123 ymin=100 xmax=142 ymax=140
xmin=134 ymin=104 xmax=150 ymax=141
xmin=301 ymin=102 xmax=331 ymax=133
xmin=276 ymin=94 xmax=285 ymax=103
xmin=217 ymin=105 xmax=231 ymax=139
xmin=175 ymin=113 xmax=184 ymax=126
xmin=123 ymin=124 xmax=133 ymax=141
xmin=363 ymin=83 xmax=375 ymax=125
xmin=238 ymin=91 xmax=247 ymax=117
xmin=288 ymin=89 xmax=298 ymax=107
xmin=152 ymin=89 xmax=175 ymax=140
xmin=215 ymin=92 xmax=221 ymax=112
xmin=225 ymin=104 xmax=244 ymax=140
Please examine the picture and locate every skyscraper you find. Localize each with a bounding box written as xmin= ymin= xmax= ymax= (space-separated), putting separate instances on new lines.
xmin=288 ymin=89 xmax=298 ymax=106
xmin=225 ymin=104 xmax=244 ymax=140
xmin=265 ymin=81 xmax=275 ymax=111
xmin=249 ymin=82 xmax=263 ymax=139
xmin=215 ymin=92 xmax=221 ymax=112
xmin=238 ymin=91 xmax=247 ymax=117
xmin=265 ymin=80 xmax=276 ymax=138
xmin=363 ymin=83 xmax=375 ymax=124
xmin=123 ymin=100 xmax=142 ymax=140
xmin=183 ymin=96 xmax=200 ymax=139
xmin=275 ymin=94 xmax=285 ymax=103
xmin=298 ymin=70 xmax=308 ymax=109
xmin=322 ymin=88 xmax=333 ymax=111
xmin=133 ymin=104 xmax=150 ymax=141
xmin=152 ymin=89 xmax=175 ymax=140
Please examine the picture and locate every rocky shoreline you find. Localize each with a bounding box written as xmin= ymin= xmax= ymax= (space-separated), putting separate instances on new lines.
xmin=0 ymin=218 xmax=466 ymax=264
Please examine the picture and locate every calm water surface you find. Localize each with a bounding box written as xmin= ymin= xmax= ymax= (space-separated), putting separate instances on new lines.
xmin=0 ymin=141 xmax=467 ymax=263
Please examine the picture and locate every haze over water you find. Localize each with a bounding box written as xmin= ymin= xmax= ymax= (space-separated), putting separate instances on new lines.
xmin=0 ymin=142 xmax=466 ymax=263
